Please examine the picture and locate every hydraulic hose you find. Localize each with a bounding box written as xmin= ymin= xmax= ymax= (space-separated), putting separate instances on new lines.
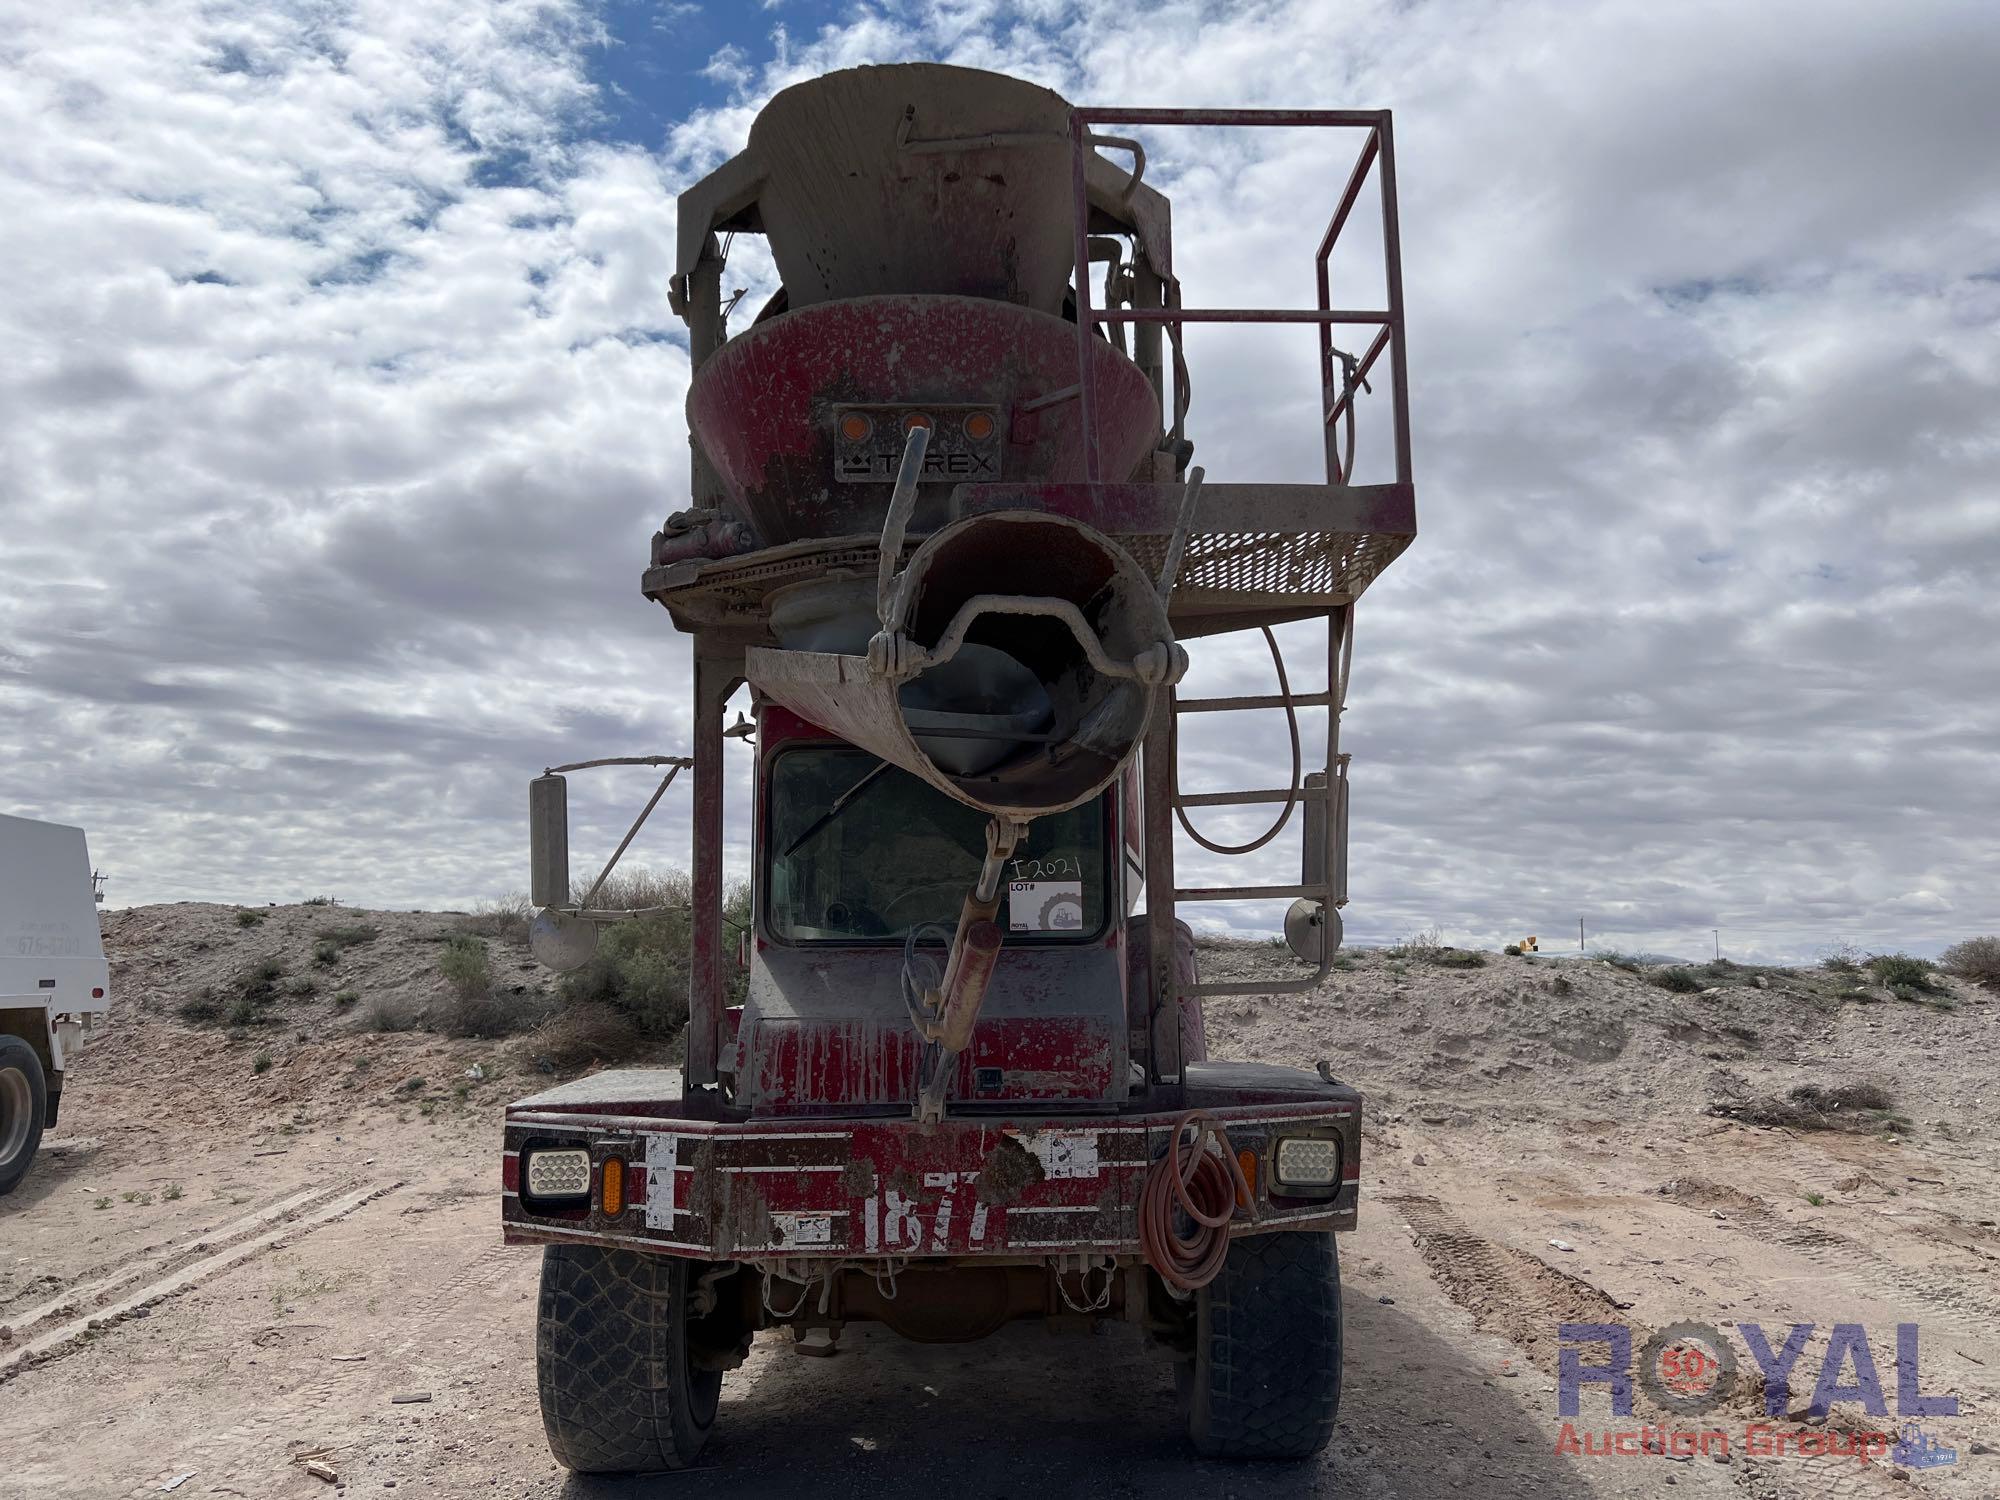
xmin=1169 ymin=625 xmax=1301 ymax=856
xmin=1139 ymin=1110 xmax=1256 ymax=1292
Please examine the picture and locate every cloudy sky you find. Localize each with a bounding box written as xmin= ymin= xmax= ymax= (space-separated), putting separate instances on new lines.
xmin=3 ymin=0 xmax=1995 ymax=963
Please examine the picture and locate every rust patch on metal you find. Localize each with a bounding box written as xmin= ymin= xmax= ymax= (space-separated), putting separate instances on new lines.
xmin=840 ymin=1157 xmax=877 ymax=1196
xmin=974 ymin=1134 xmax=1047 ymax=1205
xmin=687 ymin=1147 xmax=774 ymax=1256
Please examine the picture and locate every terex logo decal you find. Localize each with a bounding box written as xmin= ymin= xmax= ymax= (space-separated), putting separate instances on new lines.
xmin=831 ymin=404 xmax=1003 ymax=484
xmin=837 ymin=449 xmax=996 ymax=481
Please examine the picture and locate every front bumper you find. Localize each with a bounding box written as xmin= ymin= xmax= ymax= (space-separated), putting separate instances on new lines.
xmin=503 ymin=1075 xmax=1362 ymax=1263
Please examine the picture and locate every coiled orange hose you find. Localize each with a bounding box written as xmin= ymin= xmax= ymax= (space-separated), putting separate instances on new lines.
xmin=1139 ymin=1109 xmax=1256 ymax=1291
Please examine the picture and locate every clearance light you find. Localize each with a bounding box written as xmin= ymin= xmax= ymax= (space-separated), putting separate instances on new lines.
xmin=1235 ymin=1147 xmax=1259 ymax=1208
xmin=839 ymin=412 xmax=874 ymax=442
xmin=1272 ymin=1136 xmax=1341 ymax=1189
xmin=962 ymin=410 xmax=996 ymax=441
xmin=600 ymin=1156 xmax=627 ymax=1216
xmin=901 ymin=411 xmax=934 ymax=433
xmin=524 ymin=1148 xmax=591 ymax=1203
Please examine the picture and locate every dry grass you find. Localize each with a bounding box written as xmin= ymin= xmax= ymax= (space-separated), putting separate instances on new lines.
xmin=458 ymin=894 xmax=532 ymax=946
xmin=1711 ymin=1081 xmax=1903 ymax=1133
xmin=1941 ymin=935 xmax=2000 ymax=989
xmin=526 ymin=1001 xmax=647 ymax=1073
xmin=358 ymin=993 xmax=425 ymax=1033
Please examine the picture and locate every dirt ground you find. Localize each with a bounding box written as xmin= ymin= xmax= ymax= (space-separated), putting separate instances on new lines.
xmin=3 ymin=905 xmax=1997 ymax=1499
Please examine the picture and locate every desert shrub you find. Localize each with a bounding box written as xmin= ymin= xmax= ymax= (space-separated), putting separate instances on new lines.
xmin=438 ymin=935 xmax=492 ymax=997
xmin=437 ymin=987 xmax=552 ymax=1040
xmin=236 ymin=908 xmax=265 ymax=927
xmin=558 ymin=870 xmax=753 ymax=1034
xmin=459 ymin=894 xmax=532 ymax=946
xmin=1593 ymin=950 xmax=1642 ymax=973
xmin=1712 ymin=1081 xmax=1896 ymax=1131
xmin=1866 ymin=953 xmax=1939 ymax=992
xmin=191 ymin=958 xmax=287 ymax=1028
xmin=530 ymin=1001 xmax=647 ymax=1073
xmin=1388 ymin=926 xmax=1444 ymax=962
xmin=359 ymin=994 xmax=424 ymax=1032
xmin=1503 ymin=943 xmax=1522 ymax=957
xmin=1649 ymin=967 xmax=1703 ymax=993
xmin=1431 ymin=949 xmax=1487 ymax=969
xmin=332 ymin=987 xmax=360 ymax=1008
xmin=286 ymin=976 xmax=318 ymax=997
xmin=1940 ymin=936 xmax=2000 ymax=988
xmin=252 ymin=1052 xmax=272 ymax=1074
xmin=178 ymin=989 xmax=222 ymax=1023
xmin=318 ymin=922 xmax=380 ymax=950
xmin=303 ymin=894 xmax=336 ymax=906
xmin=1891 ymin=982 xmax=1955 ymax=1010
xmin=433 ymin=934 xmax=548 ymax=1037
xmin=1790 ymin=1082 xmax=1893 ymax=1113
xmin=312 ymin=938 xmax=341 ymax=967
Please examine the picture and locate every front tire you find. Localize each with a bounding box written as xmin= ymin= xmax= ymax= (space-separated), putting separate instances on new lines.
xmin=1183 ymin=1230 xmax=1343 ymax=1459
xmin=0 ymin=1036 xmax=48 ymax=1197
xmin=536 ymin=1245 xmax=722 ymax=1472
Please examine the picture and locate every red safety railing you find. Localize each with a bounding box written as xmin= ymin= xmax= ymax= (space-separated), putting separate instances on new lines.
xmin=1066 ymin=108 xmax=1411 ymax=490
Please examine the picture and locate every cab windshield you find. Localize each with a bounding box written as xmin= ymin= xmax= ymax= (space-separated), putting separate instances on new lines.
xmin=764 ymin=747 xmax=1108 ymax=944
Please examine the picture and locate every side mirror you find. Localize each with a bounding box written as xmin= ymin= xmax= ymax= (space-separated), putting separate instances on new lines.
xmin=529 ymin=775 xmax=570 ymax=908
xmin=1284 ymin=898 xmax=1343 ymax=964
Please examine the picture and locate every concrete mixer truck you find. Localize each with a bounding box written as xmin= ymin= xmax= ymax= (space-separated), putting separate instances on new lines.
xmin=500 ymin=63 xmax=1416 ymax=1470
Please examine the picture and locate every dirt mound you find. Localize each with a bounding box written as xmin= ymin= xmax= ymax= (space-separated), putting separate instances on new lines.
xmin=85 ymin=901 xmax=623 ymax=1137
xmin=1197 ymin=941 xmax=1993 ymax=1129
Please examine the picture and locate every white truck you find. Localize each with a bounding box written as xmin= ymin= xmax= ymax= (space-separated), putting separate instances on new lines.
xmin=1 ymin=814 xmax=112 ymax=1195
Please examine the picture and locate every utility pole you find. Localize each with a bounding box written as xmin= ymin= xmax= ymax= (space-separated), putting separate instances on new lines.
xmin=1713 ymin=928 xmax=1720 ymax=961
xmin=1579 ymin=917 xmax=1584 ymax=953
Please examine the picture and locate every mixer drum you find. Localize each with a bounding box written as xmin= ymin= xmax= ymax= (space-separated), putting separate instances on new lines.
xmin=746 ymin=63 xmax=1079 ymax=314
xmin=686 ymin=295 xmax=1163 ymax=545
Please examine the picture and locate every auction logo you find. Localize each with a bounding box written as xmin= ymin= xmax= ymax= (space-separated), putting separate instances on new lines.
xmin=1554 ymin=1321 xmax=1959 ymax=1467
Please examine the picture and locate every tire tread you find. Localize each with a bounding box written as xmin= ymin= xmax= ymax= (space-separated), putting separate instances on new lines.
xmin=1187 ymin=1230 xmax=1342 ymax=1458
xmin=536 ymin=1245 xmax=714 ymax=1472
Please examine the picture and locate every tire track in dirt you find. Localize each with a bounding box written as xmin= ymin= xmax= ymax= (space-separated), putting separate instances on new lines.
xmin=1 ymin=1183 xmax=334 ymax=1337
xmin=1664 ymin=1177 xmax=2000 ymax=1342
xmin=111 ymin=1239 xmax=530 ymax=1495
xmin=0 ymin=1180 xmax=400 ymax=1385
xmin=1387 ymin=1196 xmax=1919 ymax=1500
xmin=384 ymin=1239 xmax=523 ymax=1358
xmin=1387 ymin=1193 xmax=1626 ymax=1372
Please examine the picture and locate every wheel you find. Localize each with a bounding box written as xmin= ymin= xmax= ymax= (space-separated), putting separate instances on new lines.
xmin=536 ymin=1245 xmax=724 ymax=1472
xmin=0 ymin=1035 xmax=48 ymax=1197
xmin=1182 ymin=1230 xmax=1343 ymax=1459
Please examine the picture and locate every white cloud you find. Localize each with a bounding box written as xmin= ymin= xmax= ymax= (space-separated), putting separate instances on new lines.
xmin=2 ymin=0 xmax=1996 ymax=965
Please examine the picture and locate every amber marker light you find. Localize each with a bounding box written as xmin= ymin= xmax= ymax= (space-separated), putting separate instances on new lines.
xmin=1236 ymin=1148 xmax=1259 ymax=1208
xmin=600 ymin=1156 xmax=626 ymax=1216
xmin=839 ymin=412 xmax=874 ymax=442
xmin=962 ymin=410 xmax=995 ymax=441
